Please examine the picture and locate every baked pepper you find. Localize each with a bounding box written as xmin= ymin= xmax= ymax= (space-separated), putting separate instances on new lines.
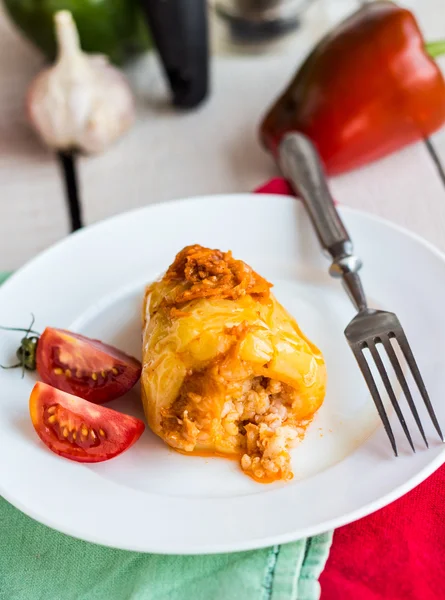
xmin=260 ymin=0 xmax=445 ymax=175
xmin=3 ymin=0 xmax=151 ymax=64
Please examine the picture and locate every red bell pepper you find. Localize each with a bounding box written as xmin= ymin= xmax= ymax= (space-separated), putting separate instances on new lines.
xmin=259 ymin=0 xmax=445 ymax=175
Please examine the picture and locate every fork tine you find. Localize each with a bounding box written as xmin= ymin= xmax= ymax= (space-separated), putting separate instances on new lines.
xmin=394 ymin=331 xmax=444 ymax=442
xmin=381 ymin=337 xmax=428 ymax=448
xmin=352 ymin=347 xmax=398 ymax=456
xmin=367 ymin=341 xmax=415 ymax=452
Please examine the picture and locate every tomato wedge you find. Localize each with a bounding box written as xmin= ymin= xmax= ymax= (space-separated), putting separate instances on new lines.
xmin=36 ymin=327 xmax=141 ymax=404
xmin=29 ymin=382 xmax=145 ymax=462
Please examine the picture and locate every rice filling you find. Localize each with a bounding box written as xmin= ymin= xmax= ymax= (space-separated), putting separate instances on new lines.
xmin=161 ymin=376 xmax=308 ymax=482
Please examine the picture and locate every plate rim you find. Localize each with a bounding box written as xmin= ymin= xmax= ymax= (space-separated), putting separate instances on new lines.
xmin=3 ymin=192 xmax=445 ymax=293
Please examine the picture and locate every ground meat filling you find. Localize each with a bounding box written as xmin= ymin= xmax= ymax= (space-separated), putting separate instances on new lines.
xmin=161 ymin=376 xmax=306 ymax=482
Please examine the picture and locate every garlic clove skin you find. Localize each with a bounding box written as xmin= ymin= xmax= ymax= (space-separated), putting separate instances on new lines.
xmin=27 ymin=10 xmax=135 ymax=155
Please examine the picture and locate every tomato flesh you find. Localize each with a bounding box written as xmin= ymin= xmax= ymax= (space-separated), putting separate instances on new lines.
xmin=36 ymin=327 xmax=141 ymax=404
xmin=30 ymin=382 xmax=145 ymax=463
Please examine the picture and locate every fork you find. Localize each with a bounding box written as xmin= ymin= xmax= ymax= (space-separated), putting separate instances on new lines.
xmin=278 ymin=132 xmax=443 ymax=455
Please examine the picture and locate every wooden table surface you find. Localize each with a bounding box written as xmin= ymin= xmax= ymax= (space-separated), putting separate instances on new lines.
xmin=1 ymin=0 xmax=445 ymax=270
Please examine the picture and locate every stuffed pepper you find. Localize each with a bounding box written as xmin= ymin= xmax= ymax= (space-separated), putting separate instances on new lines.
xmin=141 ymin=245 xmax=326 ymax=482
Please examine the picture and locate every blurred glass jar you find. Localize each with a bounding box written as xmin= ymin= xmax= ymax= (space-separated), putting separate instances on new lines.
xmin=214 ymin=0 xmax=303 ymax=42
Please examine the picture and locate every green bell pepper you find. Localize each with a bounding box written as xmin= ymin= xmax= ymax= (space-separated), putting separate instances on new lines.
xmin=3 ymin=0 xmax=152 ymax=64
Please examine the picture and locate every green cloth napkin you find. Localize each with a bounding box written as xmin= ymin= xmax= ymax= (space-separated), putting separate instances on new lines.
xmin=0 ymin=272 xmax=332 ymax=600
xmin=0 ymin=272 xmax=10 ymax=286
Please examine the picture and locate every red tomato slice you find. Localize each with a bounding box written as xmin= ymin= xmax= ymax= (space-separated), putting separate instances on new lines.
xmin=29 ymin=382 xmax=145 ymax=462
xmin=36 ymin=327 xmax=141 ymax=404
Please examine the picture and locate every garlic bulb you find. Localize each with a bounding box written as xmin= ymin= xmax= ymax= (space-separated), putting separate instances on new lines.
xmin=27 ymin=10 xmax=135 ymax=155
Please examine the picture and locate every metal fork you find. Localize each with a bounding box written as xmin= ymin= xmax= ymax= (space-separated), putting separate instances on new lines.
xmin=278 ymin=132 xmax=443 ymax=455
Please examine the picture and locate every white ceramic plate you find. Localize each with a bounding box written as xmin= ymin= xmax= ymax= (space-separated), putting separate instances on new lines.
xmin=0 ymin=193 xmax=444 ymax=554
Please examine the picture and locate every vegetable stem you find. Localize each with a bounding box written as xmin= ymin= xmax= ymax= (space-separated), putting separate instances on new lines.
xmin=55 ymin=10 xmax=82 ymax=62
xmin=0 ymin=326 xmax=40 ymax=335
xmin=426 ymin=40 xmax=445 ymax=59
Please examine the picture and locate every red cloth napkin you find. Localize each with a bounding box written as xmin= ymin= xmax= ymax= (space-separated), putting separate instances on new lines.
xmin=256 ymin=177 xmax=445 ymax=600
xmin=255 ymin=177 xmax=294 ymax=196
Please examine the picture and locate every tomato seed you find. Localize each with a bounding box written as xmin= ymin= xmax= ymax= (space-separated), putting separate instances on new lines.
xmin=53 ymin=368 xmax=63 ymax=375
xmin=91 ymin=373 xmax=98 ymax=381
